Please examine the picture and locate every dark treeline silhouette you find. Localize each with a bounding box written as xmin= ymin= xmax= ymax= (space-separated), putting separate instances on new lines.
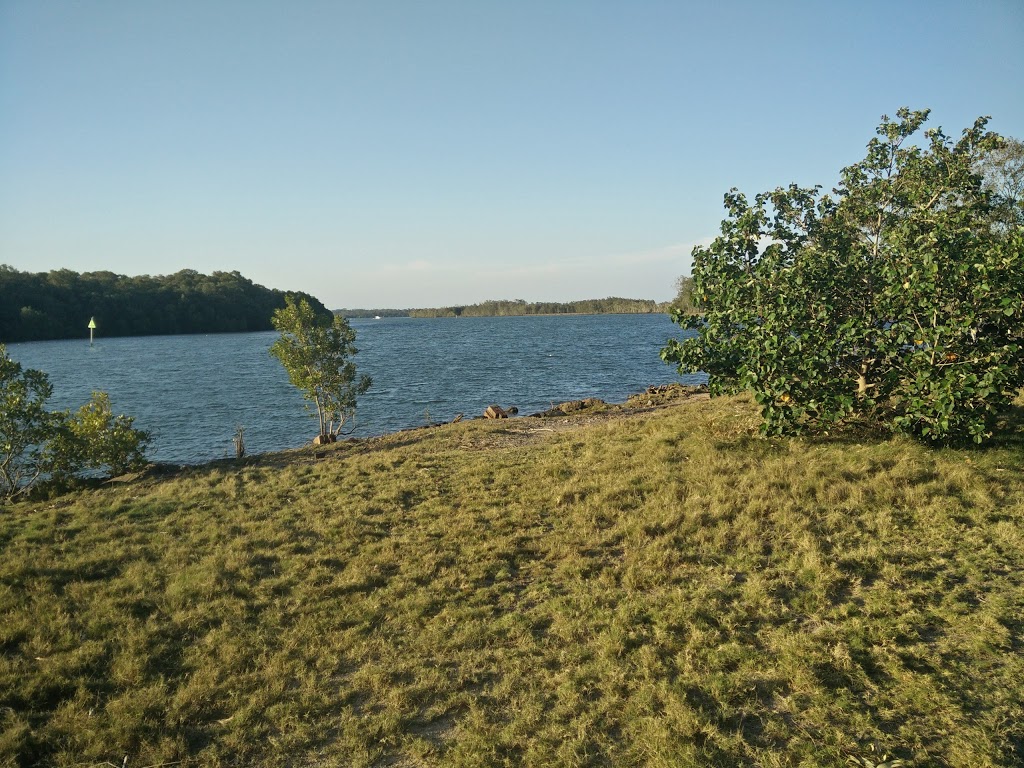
xmin=0 ymin=265 xmax=330 ymax=342
xmin=405 ymin=297 xmax=669 ymax=318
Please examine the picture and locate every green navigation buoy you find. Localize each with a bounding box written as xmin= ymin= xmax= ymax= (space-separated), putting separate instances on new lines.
xmin=88 ymin=317 xmax=97 ymax=345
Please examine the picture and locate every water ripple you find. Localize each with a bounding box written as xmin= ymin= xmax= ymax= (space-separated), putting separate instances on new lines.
xmin=6 ymin=315 xmax=701 ymax=464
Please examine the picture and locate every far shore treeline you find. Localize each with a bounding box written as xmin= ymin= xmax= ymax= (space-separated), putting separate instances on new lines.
xmin=1 ymin=264 xmax=696 ymax=342
xmin=0 ymin=266 xmax=330 ymax=343
xmin=341 ymin=296 xmax=677 ymax=318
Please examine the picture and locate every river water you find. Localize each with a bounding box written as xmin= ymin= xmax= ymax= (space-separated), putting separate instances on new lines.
xmin=5 ymin=314 xmax=700 ymax=465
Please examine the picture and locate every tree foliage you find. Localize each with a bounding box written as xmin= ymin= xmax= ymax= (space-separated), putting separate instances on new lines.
xmin=47 ymin=392 xmax=151 ymax=481
xmin=0 ymin=267 xmax=329 ymax=343
xmin=663 ymin=109 xmax=1024 ymax=444
xmin=270 ymin=296 xmax=372 ymax=439
xmin=1 ymin=345 xmax=149 ymax=500
xmin=671 ymin=276 xmax=698 ymax=314
xmin=979 ymin=136 xmax=1024 ymax=231
xmin=0 ymin=348 xmax=56 ymax=498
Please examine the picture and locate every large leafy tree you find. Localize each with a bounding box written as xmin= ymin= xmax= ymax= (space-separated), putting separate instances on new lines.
xmin=663 ymin=109 xmax=1024 ymax=444
xmin=270 ymin=296 xmax=372 ymax=440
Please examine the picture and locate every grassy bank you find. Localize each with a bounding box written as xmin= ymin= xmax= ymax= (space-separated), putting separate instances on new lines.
xmin=1 ymin=391 xmax=1022 ymax=767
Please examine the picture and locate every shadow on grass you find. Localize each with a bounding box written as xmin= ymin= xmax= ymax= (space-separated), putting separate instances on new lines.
xmin=759 ymin=400 xmax=1024 ymax=453
xmin=985 ymin=401 xmax=1024 ymax=451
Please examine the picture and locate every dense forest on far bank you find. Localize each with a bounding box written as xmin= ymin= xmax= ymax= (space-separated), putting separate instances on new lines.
xmin=0 ymin=266 xmax=330 ymax=343
xmin=340 ymin=297 xmax=672 ymax=318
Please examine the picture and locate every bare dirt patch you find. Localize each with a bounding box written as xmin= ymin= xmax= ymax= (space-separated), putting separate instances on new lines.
xmin=455 ymin=384 xmax=710 ymax=450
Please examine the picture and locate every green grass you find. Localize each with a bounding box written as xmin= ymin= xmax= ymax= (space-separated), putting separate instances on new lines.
xmin=1 ymin=392 xmax=1022 ymax=767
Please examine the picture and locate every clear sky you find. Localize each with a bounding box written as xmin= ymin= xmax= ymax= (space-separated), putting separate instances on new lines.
xmin=2 ymin=1 xmax=1022 ymax=309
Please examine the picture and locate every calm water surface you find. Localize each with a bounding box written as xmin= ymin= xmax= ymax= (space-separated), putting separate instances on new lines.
xmin=6 ymin=315 xmax=700 ymax=465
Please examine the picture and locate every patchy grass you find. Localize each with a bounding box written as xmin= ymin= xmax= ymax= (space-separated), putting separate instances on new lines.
xmin=0 ymin=392 xmax=1022 ymax=767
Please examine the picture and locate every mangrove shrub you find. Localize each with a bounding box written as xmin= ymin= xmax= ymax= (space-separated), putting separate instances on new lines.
xmin=1 ymin=345 xmax=150 ymax=500
xmin=662 ymin=109 xmax=1024 ymax=443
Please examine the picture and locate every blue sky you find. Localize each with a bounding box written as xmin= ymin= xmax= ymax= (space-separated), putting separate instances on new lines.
xmin=2 ymin=0 xmax=1022 ymax=308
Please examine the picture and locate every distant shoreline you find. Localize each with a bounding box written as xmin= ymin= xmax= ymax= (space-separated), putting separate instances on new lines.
xmin=338 ymin=297 xmax=672 ymax=319
xmin=341 ymin=310 xmax=672 ymax=319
